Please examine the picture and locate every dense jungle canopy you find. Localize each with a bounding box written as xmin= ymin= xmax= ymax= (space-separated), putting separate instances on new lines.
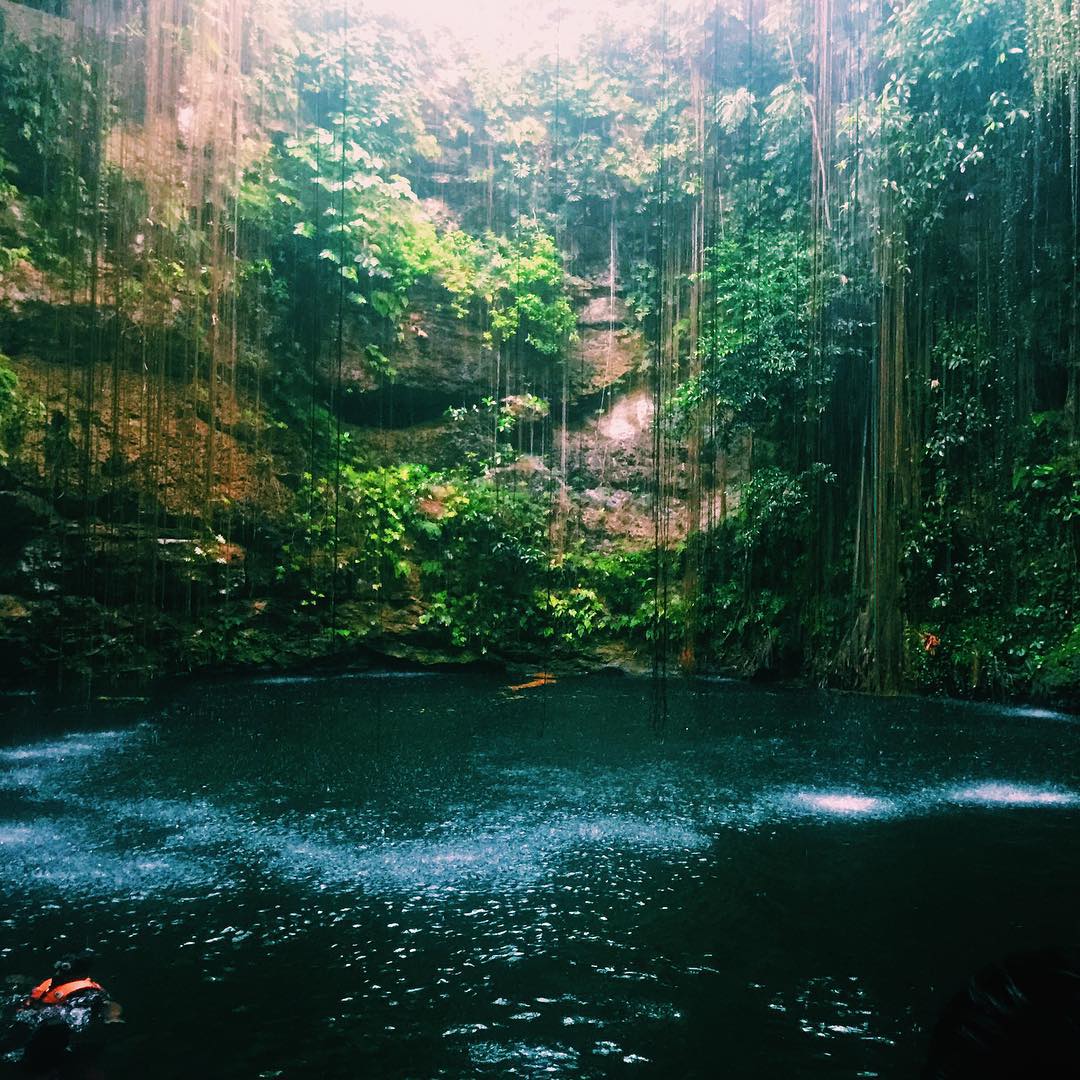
xmin=0 ymin=0 xmax=1077 ymax=705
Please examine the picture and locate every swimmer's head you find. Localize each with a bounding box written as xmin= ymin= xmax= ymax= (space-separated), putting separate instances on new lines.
xmin=51 ymin=951 xmax=95 ymax=984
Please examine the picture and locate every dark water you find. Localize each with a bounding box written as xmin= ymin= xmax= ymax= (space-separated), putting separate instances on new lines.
xmin=1 ymin=674 xmax=1079 ymax=1078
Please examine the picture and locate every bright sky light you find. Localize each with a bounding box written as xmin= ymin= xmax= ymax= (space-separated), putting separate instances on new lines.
xmin=360 ymin=0 xmax=588 ymax=59
xmin=360 ymin=0 xmax=696 ymax=61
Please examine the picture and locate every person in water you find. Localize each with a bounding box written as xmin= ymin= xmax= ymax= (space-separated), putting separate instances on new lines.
xmin=2 ymin=953 xmax=121 ymax=1076
xmin=25 ymin=955 xmax=114 ymax=1014
xmin=922 ymin=946 xmax=1080 ymax=1078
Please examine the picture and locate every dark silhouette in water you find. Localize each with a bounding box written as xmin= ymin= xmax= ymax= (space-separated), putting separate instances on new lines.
xmin=922 ymin=947 xmax=1080 ymax=1078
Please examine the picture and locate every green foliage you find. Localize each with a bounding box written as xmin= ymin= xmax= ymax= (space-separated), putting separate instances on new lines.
xmin=682 ymin=465 xmax=835 ymax=675
xmin=274 ymin=462 xmax=425 ymax=596
xmin=670 ymin=229 xmax=817 ymax=445
xmin=273 ymin=461 xmax=555 ymax=653
xmin=559 ymin=548 xmax=658 ymax=643
xmin=737 ymin=465 xmax=830 ymax=559
xmin=484 ymin=225 xmax=576 ymax=356
xmin=174 ymin=605 xmax=277 ymax=672
xmin=880 ymin=0 xmax=1031 ymax=222
xmin=442 ymin=394 xmax=547 ymax=475
xmin=1014 ymin=431 xmax=1080 ymax=529
xmin=334 ymin=463 xmax=429 ymax=587
xmin=416 ymin=479 xmax=549 ymax=650
xmin=0 ymin=34 xmax=108 ymax=279
xmin=701 ymin=581 xmax=790 ymax=674
xmin=0 ymin=164 xmax=29 ymax=271
xmin=536 ymin=586 xmax=609 ymax=645
xmin=240 ymin=81 xmax=573 ymax=423
xmin=1036 ymin=624 xmax=1080 ymax=703
xmin=438 ymin=220 xmax=576 ymax=357
xmin=0 ymin=355 xmax=42 ymax=464
xmin=902 ymin=327 xmax=1079 ymax=699
xmin=0 ymin=356 xmax=20 ymax=457
xmin=243 ymin=127 xmax=443 ymax=369
xmin=906 ymin=326 xmax=1012 ymax=620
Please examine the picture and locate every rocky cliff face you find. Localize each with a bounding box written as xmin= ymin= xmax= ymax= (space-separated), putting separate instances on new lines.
xmin=0 ymin=0 xmax=743 ymax=695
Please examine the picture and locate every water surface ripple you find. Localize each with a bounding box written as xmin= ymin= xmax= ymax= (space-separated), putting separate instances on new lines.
xmin=1 ymin=676 xmax=1078 ymax=1077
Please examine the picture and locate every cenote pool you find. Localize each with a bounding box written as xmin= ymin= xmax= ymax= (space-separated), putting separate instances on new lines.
xmin=1 ymin=674 xmax=1078 ymax=1077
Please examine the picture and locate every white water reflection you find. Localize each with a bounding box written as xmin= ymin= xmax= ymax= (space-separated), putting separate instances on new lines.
xmin=0 ymin=729 xmax=134 ymax=766
xmin=468 ymin=1040 xmax=579 ymax=1070
xmin=768 ymin=781 xmax=1080 ymax=822
xmin=755 ymin=788 xmax=900 ymax=824
xmin=753 ymin=974 xmax=895 ymax=1057
xmin=792 ymin=793 xmax=893 ymax=816
xmin=2 ymin=715 xmax=1080 ymax=904
xmin=0 ymin=731 xmax=713 ymax=896
xmin=949 ymin=782 xmax=1079 ymax=807
xmin=0 ymin=818 xmax=219 ymax=896
xmin=255 ymin=809 xmax=710 ymax=892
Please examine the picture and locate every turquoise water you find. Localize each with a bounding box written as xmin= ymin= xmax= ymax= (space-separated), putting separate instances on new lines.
xmin=1 ymin=674 xmax=1078 ymax=1077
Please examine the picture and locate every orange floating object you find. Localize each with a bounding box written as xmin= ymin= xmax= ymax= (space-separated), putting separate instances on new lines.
xmin=28 ymin=978 xmax=105 ymax=1007
xmin=507 ymin=672 xmax=557 ymax=692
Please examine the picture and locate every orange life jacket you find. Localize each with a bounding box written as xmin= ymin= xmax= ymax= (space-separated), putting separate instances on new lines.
xmin=28 ymin=977 xmax=104 ymax=1007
